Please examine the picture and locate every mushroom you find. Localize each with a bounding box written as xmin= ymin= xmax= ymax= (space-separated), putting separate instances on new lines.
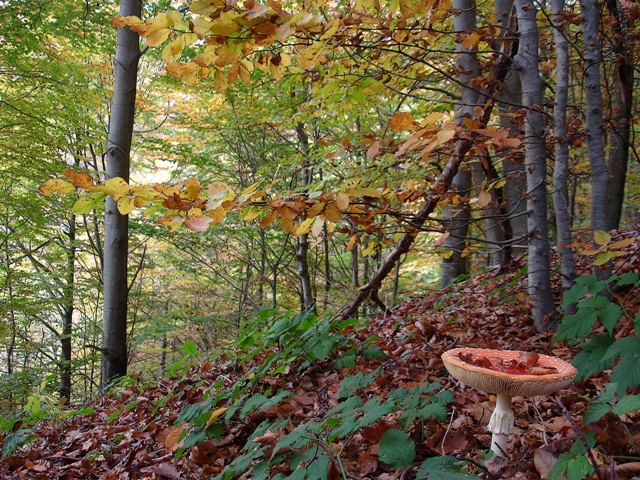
xmin=441 ymin=347 xmax=577 ymax=457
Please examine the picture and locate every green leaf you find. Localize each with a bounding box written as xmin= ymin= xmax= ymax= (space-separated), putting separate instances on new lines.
xmin=338 ymin=368 xmax=381 ymax=399
xmin=548 ymin=452 xmax=573 ymax=480
xmin=555 ymin=310 xmax=597 ymax=340
xmin=415 ymin=455 xmax=475 ymax=479
xmin=612 ymin=395 xmax=640 ymax=416
xmin=600 ymin=302 xmax=621 ymax=335
xmin=378 ymin=429 xmax=416 ymax=469
xmin=72 ymin=193 xmax=105 ymax=214
xmin=571 ymin=335 xmax=615 ymax=379
xmin=182 ymin=341 xmax=198 ymax=355
xmin=583 ymin=402 xmax=612 ymax=425
xmin=566 ymin=455 xmax=594 ymax=480
xmin=562 ymin=283 xmax=587 ymax=308
xmin=611 ymin=353 xmax=640 ymax=396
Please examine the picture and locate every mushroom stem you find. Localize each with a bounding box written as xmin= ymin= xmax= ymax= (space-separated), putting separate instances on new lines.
xmin=487 ymin=394 xmax=514 ymax=457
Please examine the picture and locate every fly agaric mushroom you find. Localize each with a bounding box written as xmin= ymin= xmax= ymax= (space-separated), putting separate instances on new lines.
xmin=441 ymin=347 xmax=577 ymax=457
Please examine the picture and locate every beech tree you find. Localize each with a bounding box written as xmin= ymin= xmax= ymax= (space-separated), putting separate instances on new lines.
xmin=101 ymin=0 xmax=143 ymax=389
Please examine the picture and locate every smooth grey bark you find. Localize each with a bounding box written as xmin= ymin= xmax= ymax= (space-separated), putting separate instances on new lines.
xmin=440 ymin=0 xmax=479 ymax=287
xmin=552 ymin=0 xmax=577 ymax=312
xmin=101 ymin=0 xmax=142 ymax=390
xmin=580 ymin=0 xmax=610 ymax=280
xmin=496 ymin=0 xmax=527 ymax=248
xmin=295 ymin=124 xmax=315 ymax=312
xmin=604 ymin=0 xmax=633 ymax=231
xmin=515 ymin=0 xmax=557 ymax=331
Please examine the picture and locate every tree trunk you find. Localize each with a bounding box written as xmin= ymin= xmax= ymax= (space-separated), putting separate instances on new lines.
xmin=515 ymin=0 xmax=557 ymax=331
xmin=552 ymin=0 xmax=577 ymax=313
xmin=440 ymin=0 xmax=479 ymax=287
xmin=580 ymin=0 xmax=610 ymax=280
xmin=295 ymin=123 xmax=315 ymax=312
xmin=496 ymin=0 xmax=527 ymax=254
xmin=604 ymin=0 xmax=633 ymax=231
xmin=101 ymin=0 xmax=142 ymax=390
xmin=60 ymin=213 xmax=75 ymax=400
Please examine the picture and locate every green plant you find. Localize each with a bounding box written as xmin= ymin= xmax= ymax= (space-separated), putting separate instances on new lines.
xmin=159 ymin=310 xmax=476 ymax=479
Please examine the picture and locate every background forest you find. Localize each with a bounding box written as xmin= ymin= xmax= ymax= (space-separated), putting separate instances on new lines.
xmin=1 ymin=0 xmax=640 ymax=477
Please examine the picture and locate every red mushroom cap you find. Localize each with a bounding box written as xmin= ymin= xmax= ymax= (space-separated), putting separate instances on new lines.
xmin=442 ymin=347 xmax=578 ymax=397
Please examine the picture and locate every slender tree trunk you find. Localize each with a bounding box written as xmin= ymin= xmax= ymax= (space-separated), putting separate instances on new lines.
xmin=496 ymin=0 xmax=527 ymax=249
xmin=552 ymin=0 xmax=577 ymax=313
xmin=440 ymin=0 xmax=478 ymax=287
xmin=101 ymin=0 xmax=142 ymax=390
xmin=580 ymin=0 xmax=610 ymax=280
xmin=604 ymin=0 xmax=633 ymax=231
xmin=515 ymin=0 xmax=557 ymax=331
xmin=60 ymin=213 xmax=76 ymax=400
xmin=295 ymin=124 xmax=315 ymax=312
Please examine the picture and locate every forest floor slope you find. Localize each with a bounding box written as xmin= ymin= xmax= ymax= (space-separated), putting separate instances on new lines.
xmin=2 ymin=228 xmax=640 ymax=479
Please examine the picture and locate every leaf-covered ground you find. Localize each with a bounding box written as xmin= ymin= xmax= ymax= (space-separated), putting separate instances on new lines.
xmin=2 ymin=230 xmax=640 ymax=479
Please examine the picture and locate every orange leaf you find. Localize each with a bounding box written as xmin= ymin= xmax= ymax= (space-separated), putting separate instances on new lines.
xmin=323 ymin=202 xmax=341 ymax=223
xmin=389 ymin=112 xmax=414 ymax=131
xmin=165 ymin=424 xmax=189 ymax=452
xmin=366 ymin=140 xmax=381 ymax=159
xmin=64 ymin=170 xmax=94 ymax=189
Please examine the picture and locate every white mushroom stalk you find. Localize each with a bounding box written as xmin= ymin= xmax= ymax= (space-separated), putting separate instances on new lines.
xmin=441 ymin=347 xmax=577 ymax=458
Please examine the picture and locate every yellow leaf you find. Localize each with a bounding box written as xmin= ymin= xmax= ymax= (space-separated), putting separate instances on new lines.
xmin=437 ymin=128 xmax=456 ymax=144
xmin=362 ymin=242 xmax=375 ymax=257
xmin=145 ymin=28 xmax=171 ymax=47
xmin=593 ymin=230 xmax=611 ymax=246
xmin=389 ymin=112 xmax=414 ymax=131
xmin=205 ymin=408 xmax=228 ymax=429
xmin=117 ymin=196 xmax=136 ymax=215
xmin=609 ymin=237 xmax=635 ymax=250
xmin=214 ymin=68 xmax=228 ymax=93
xmin=39 ymin=178 xmax=74 ymax=196
xmin=209 ymin=206 xmax=226 ymax=225
xmin=110 ymin=15 xmax=143 ymax=28
xmin=90 ymin=177 xmax=129 ymax=196
xmin=307 ymin=201 xmax=326 ymax=218
xmin=295 ymin=217 xmax=314 ymax=236
xmin=442 ymin=249 xmax=454 ymax=259
xmin=355 ymin=187 xmax=381 ymax=198
xmin=461 ymin=32 xmax=481 ymax=49
xmin=207 ymin=182 xmax=234 ymax=200
xmin=243 ymin=207 xmax=261 ymax=222
xmin=346 ymin=234 xmax=358 ymax=251
xmin=185 ymin=177 xmax=201 ymax=199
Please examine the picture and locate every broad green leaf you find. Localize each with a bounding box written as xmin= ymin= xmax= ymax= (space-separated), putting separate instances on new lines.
xmin=378 ymin=429 xmax=415 ymax=469
xmin=415 ymin=455 xmax=475 ymax=479
xmin=72 ymin=194 xmax=105 ymax=214
xmin=338 ymin=368 xmax=381 ymax=399
xmin=582 ymin=402 xmax=611 ymax=425
xmin=612 ymin=395 xmax=640 ymax=416
xmin=182 ymin=341 xmax=198 ymax=355
xmin=566 ymin=455 xmax=594 ymax=480
xmin=555 ymin=310 xmax=597 ymax=340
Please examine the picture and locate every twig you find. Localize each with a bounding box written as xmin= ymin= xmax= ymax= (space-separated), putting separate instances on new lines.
xmin=441 ymin=407 xmax=456 ymax=456
xmin=317 ymin=441 xmax=361 ymax=480
xmin=400 ymin=461 xmax=422 ymax=480
xmin=554 ymin=396 xmax=604 ymax=480
xmin=532 ymin=399 xmax=548 ymax=445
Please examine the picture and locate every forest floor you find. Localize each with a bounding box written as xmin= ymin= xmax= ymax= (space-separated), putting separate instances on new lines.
xmin=2 ymin=228 xmax=640 ymax=480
